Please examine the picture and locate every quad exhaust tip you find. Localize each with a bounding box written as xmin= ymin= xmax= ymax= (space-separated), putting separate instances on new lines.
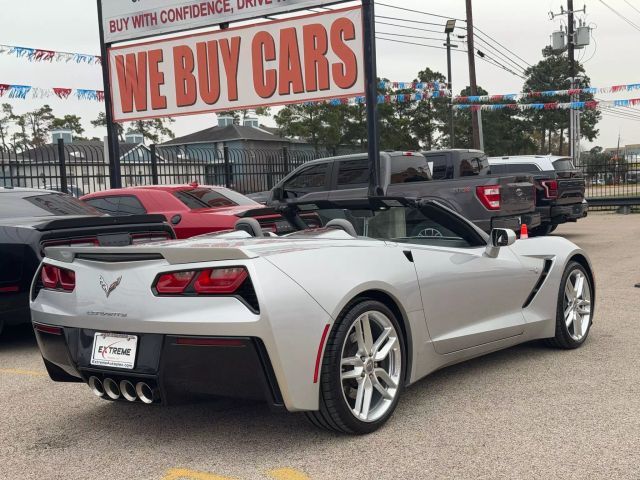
xmin=136 ymin=382 xmax=156 ymax=404
xmin=119 ymin=380 xmax=137 ymax=402
xmin=103 ymin=378 xmax=121 ymax=400
xmin=88 ymin=376 xmax=104 ymax=397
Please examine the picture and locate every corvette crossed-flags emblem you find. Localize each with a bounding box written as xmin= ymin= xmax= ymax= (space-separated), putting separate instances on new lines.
xmin=99 ymin=276 xmax=122 ymax=298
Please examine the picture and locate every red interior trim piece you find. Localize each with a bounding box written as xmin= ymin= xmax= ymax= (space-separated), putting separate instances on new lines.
xmin=33 ymin=323 xmax=63 ymax=335
xmin=0 ymin=285 xmax=19 ymax=293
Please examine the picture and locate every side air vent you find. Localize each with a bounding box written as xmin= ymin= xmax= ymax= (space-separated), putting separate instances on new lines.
xmin=522 ymin=259 xmax=553 ymax=308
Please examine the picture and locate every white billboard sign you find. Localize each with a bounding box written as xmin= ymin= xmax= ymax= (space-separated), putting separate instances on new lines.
xmin=108 ymin=6 xmax=365 ymax=122
xmin=102 ymin=0 xmax=351 ymax=43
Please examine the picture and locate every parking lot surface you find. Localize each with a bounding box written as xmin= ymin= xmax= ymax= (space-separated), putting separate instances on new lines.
xmin=1 ymin=212 xmax=639 ymax=480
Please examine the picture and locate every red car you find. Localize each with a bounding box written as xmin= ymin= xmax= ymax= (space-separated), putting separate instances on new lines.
xmin=81 ymin=184 xmax=297 ymax=239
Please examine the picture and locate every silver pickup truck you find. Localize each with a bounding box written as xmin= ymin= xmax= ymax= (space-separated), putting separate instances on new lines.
xmin=262 ymin=150 xmax=540 ymax=233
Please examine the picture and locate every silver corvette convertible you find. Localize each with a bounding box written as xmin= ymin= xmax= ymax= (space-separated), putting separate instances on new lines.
xmin=31 ymin=197 xmax=594 ymax=434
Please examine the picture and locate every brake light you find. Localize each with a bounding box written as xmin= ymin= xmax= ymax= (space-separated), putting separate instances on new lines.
xmin=476 ymin=185 xmax=501 ymax=210
xmin=33 ymin=323 xmax=63 ymax=335
xmin=153 ymin=267 xmax=249 ymax=296
xmin=41 ymin=264 xmax=76 ymax=292
xmin=194 ymin=267 xmax=248 ymax=294
xmin=42 ymin=237 xmax=99 ymax=248
xmin=131 ymin=232 xmax=172 ymax=245
xmin=155 ymin=271 xmax=196 ymax=294
xmin=403 ymin=151 xmax=416 ymax=156
xmin=541 ymin=180 xmax=558 ymax=199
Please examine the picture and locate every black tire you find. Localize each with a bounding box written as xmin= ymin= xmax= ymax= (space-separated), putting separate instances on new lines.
xmin=530 ymin=223 xmax=554 ymax=237
xmin=546 ymin=261 xmax=594 ymax=349
xmin=305 ymin=299 xmax=405 ymax=434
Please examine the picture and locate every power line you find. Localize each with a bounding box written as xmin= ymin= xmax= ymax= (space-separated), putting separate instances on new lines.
xmin=375 ymin=35 xmax=466 ymax=53
xmin=375 ymin=20 xmax=449 ymax=36
xmin=376 ymin=30 xmax=452 ymax=43
xmin=376 ymin=14 xmax=448 ymax=29
xmin=472 ymin=35 xmax=528 ymax=75
xmin=598 ymin=0 xmax=640 ymax=32
xmin=376 ymin=2 xmax=465 ymax=22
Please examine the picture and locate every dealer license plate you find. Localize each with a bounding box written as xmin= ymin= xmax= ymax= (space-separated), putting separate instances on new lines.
xmin=91 ymin=333 xmax=138 ymax=370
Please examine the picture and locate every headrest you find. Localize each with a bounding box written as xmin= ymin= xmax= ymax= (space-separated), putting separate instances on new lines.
xmin=325 ymin=219 xmax=357 ymax=238
xmin=234 ymin=218 xmax=265 ymax=237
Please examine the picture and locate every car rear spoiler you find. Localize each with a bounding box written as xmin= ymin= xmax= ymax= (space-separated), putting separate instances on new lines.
xmin=33 ymin=214 xmax=170 ymax=231
xmin=44 ymin=243 xmax=257 ymax=265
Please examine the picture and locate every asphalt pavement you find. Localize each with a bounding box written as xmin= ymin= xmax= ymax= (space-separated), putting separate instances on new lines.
xmin=1 ymin=212 xmax=639 ymax=480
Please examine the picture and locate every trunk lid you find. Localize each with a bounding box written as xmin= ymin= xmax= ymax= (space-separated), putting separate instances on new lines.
xmin=496 ymin=176 xmax=536 ymax=215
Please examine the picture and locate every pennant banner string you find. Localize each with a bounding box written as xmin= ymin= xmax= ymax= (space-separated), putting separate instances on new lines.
xmin=0 ymin=83 xmax=104 ymax=102
xmin=0 ymin=44 xmax=101 ymax=65
xmin=453 ymin=83 xmax=640 ymax=103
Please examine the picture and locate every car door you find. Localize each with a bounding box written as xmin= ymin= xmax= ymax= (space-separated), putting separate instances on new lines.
xmin=395 ymin=204 xmax=539 ymax=354
xmin=280 ymin=162 xmax=333 ymax=202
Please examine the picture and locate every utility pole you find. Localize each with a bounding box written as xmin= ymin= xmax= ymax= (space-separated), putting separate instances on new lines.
xmin=465 ymin=0 xmax=481 ymax=150
xmin=444 ymin=20 xmax=456 ymax=148
xmin=568 ymin=0 xmax=577 ymax=161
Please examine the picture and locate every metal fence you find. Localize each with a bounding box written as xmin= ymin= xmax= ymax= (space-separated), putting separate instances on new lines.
xmin=0 ymin=140 xmax=331 ymax=197
xmin=1 ymin=140 xmax=639 ymax=209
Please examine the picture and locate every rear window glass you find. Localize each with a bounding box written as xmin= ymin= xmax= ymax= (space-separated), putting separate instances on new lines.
xmin=337 ymin=159 xmax=369 ymax=186
xmin=425 ymin=155 xmax=449 ymax=180
xmin=285 ymin=163 xmax=329 ymax=190
xmin=175 ymin=188 xmax=240 ymax=209
xmin=390 ymin=156 xmax=433 ymax=183
xmin=84 ymin=195 xmax=145 ymax=216
xmin=0 ymin=192 xmax=100 ymax=218
xmin=553 ymin=159 xmax=575 ymax=171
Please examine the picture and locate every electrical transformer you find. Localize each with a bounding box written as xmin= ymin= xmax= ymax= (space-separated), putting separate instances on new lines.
xmin=552 ymin=30 xmax=567 ymax=51
xmin=575 ymin=26 xmax=591 ymax=48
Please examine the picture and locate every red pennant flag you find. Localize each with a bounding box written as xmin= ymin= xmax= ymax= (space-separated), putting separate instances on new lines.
xmin=97 ymin=91 xmax=105 ymax=102
xmin=33 ymin=49 xmax=55 ymax=62
xmin=567 ymin=88 xmax=581 ymax=95
xmin=611 ymin=85 xmax=625 ymax=92
xmin=0 ymin=84 xmax=9 ymax=97
xmin=543 ymin=102 xmax=559 ymax=110
xmin=490 ymin=95 xmax=503 ymax=102
xmin=584 ymin=101 xmax=598 ymax=109
xmin=53 ymin=88 xmax=72 ymax=99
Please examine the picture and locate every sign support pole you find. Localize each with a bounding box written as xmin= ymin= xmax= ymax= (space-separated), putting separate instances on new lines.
xmin=362 ymin=0 xmax=381 ymax=197
xmin=97 ymin=0 xmax=121 ymax=188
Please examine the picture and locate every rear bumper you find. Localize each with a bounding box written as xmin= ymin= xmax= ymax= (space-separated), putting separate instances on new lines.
xmin=477 ymin=212 xmax=541 ymax=233
xmin=550 ymin=201 xmax=588 ymax=223
xmin=34 ymin=324 xmax=284 ymax=407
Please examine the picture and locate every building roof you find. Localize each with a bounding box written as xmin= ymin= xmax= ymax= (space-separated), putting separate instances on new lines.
xmin=162 ymin=124 xmax=290 ymax=146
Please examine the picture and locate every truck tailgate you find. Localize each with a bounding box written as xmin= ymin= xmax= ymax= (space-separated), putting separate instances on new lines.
xmin=498 ymin=177 xmax=537 ymax=215
xmin=555 ymin=170 xmax=586 ymax=205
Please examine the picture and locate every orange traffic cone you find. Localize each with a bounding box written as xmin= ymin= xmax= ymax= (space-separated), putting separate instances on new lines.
xmin=520 ymin=223 xmax=529 ymax=239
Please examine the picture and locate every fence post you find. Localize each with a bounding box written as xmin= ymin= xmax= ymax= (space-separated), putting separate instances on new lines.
xmin=282 ymin=146 xmax=289 ymax=174
xmin=223 ymin=145 xmax=231 ymax=188
xmin=57 ymin=138 xmax=68 ymax=194
xmin=150 ymin=144 xmax=159 ymax=185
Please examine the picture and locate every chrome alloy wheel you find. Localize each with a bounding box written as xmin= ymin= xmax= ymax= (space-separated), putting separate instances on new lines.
xmin=340 ymin=310 xmax=402 ymax=423
xmin=564 ymin=269 xmax=592 ymax=341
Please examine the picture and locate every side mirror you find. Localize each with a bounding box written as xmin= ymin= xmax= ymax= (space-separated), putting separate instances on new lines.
xmin=491 ymin=228 xmax=516 ymax=247
xmin=271 ymin=187 xmax=284 ymax=202
xmin=486 ymin=228 xmax=516 ymax=257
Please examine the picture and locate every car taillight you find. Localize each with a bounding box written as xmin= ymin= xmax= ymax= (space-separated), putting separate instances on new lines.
xmin=476 ymin=185 xmax=501 ymax=210
xmin=41 ymin=264 xmax=76 ymax=292
xmin=131 ymin=232 xmax=172 ymax=245
xmin=155 ymin=271 xmax=196 ymax=294
xmin=194 ymin=267 xmax=248 ymax=294
xmin=541 ymin=180 xmax=558 ymax=199
xmin=153 ymin=267 xmax=250 ymax=296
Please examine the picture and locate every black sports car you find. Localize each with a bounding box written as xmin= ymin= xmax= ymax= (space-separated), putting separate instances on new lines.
xmin=0 ymin=187 xmax=175 ymax=335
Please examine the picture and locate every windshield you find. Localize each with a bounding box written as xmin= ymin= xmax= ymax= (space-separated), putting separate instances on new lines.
xmin=0 ymin=192 xmax=101 ymax=218
xmin=175 ymin=187 xmax=257 ymax=209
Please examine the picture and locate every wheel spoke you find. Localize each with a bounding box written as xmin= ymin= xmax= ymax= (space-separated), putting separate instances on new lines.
xmin=372 ymin=377 xmax=393 ymax=400
xmin=574 ymin=274 xmax=585 ymax=299
xmin=375 ymin=367 xmax=398 ymax=389
xmin=565 ymin=308 xmax=575 ymax=328
xmin=354 ymin=320 xmax=367 ymax=356
xmin=565 ymin=281 xmax=575 ymax=301
xmin=342 ymin=367 xmax=363 ymax=381
xmin=341 ymin=356 xmax=363 ymax=367
xmin=564 ymin=304 xmax=573 ymax=320
xmin=573 ymin=312 xmax=582 ymax=337
xmin=361 ymin=315 xmax=374 ymax=355
xmin=374 ymin=336 xmax=397 ymax=361
xmin=371 ymin=327 xmax=391 ymax=356
xmin=354 ymin=377 xmax=373 ymax=419
xmin=577 ymin=300 xmax=591 ymax=315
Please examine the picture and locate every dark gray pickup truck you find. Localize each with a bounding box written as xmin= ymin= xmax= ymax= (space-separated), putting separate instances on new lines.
xmin=262 ymin=150 xmax=540 ymax=233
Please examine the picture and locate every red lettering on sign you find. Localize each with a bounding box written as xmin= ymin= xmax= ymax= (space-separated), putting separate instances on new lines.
xmin=252 ymin=32 xmax=277 ymax=99
xmin=148 ymin=49 xmax=167 ymax=110
xmin=219 ymin=37 xmax=241 ymax=101
xmin=173 ymin=45 xmax=197 ymax=107
xmin=303 ymin=24 xmax=330 ymax=92
xmin=330 ymin=18 xmax=358 ymax=89
xmin=196 ymin=41 xmax=221 ymax=105
xmin=115 ymin=52 xmax=148 ymax=113
xmin=278 ymin=28 xmax=305 ymax=96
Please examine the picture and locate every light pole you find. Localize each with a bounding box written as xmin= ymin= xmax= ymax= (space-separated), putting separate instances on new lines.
xmin=444 ymin=19 xmax=456 ymax=148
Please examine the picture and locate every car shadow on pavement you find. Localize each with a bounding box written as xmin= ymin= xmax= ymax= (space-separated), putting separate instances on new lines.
xmin=0 ymin=324 xmax=37 ymax=350
xmin=37 ymin=340 xmax=568 ymax=458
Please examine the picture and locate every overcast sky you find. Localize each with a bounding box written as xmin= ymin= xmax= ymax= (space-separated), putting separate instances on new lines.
xmin=1 ymin=0 xmax=639 ymax=149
